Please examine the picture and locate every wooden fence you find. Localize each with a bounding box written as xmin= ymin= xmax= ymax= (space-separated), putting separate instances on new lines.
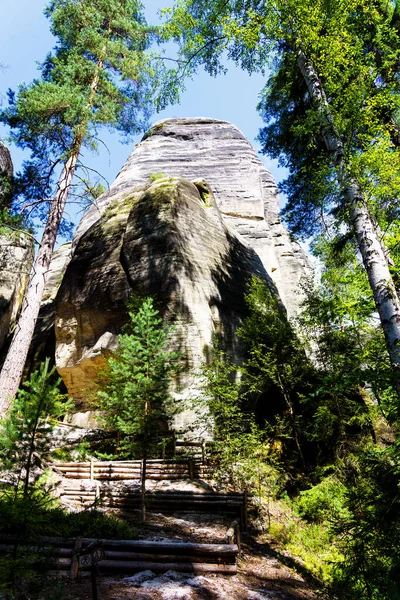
xmin=0 ymin=536 xmax=238 ymax=577
xmin=59 ymin=488 xmax=249 ymax=531
xmin=53 ymin=459 xmax=214 ymax=481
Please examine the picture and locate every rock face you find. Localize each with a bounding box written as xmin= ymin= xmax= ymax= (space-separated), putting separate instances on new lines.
xmin=0 ymin=143 xmax=34 ymax=357
xmin=56 ymin=178 xmax=275 ymax=429
xmin=25 ymin=243 xmax=72 ymax=372
xmin=0 ymin=231 xmax=34 ymax=355
xmin=15 ymin=116 xmax=313 ymax=429
xmin=75 ymin=118 xmax=310 ymax=318
xmin=0 ymin=141 xmax=13 ymax=207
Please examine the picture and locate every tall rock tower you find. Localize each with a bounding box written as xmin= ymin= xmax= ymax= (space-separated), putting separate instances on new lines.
xmin=13 ymin=118 xmax=311 ymax=429
xmin=74 ymin=118 xmax=310 ymax=318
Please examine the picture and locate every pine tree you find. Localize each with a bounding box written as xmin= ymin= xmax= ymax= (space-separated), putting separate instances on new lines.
xmin=97 ymin=297 xmax=179 ymax=521
xmin=0 ymin=0 xmax=180 ymax=412
xmin=0 ymin=358 xmax=70 ymax=497
xmin=238 ymin=278 xmax=311 ymax=468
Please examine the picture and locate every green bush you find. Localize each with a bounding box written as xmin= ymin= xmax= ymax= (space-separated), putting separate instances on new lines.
xmin=294 ymin=476 xmax=348 ymax=523
xmin=149 ymin=171 xmax=166 ymax=182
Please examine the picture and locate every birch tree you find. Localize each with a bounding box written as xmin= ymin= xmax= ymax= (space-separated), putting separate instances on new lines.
xmin=0 ymin=0 xmax=179 ymax=412
xmin=165 ymin=0 xmax=400 ymax=392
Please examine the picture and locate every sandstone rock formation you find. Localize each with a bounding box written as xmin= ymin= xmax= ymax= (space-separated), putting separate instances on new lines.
xmin=7 ymin=117 xmax=311 ymax=430
xmin=0 ymin=142 xmax=34 ymax=356
xmin=75 ymin=118 xmax=310 ymax=318
xmin=0 ymin=141 xmax=13 ymax=207
xmin=25 ymin=243 xmax=72 ymax=372
xmin=55 ymin=177 xmax=275 ymax=429
xmin=0 ymin=231 xmax=34 ymax=355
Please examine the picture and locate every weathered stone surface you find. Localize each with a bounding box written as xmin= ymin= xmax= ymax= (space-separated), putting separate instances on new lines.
xmin=42 ymin=242 xmax=72 ymax=305
xmin=25 ymin=243 xmax=72 ymax=372
xmin=0 ymin=143 xmax=34 ymax=356
xmin=55 ymin=191 xmax=143 ymax=408
xmin=74 ymin=118 xmax=311 ymax=317
xmin=0 ymin=141 xmax=13 ymax=207
xmin=0 ymin=231 xmax=34 ymax=355
xmin=56 ymin=178 xmax=275 ymax=428
xmin=0 ymin=142 xmax=12 ymax=175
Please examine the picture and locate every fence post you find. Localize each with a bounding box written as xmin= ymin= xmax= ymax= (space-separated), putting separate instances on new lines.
xmin=70 ymin=536 xmax=83 ymax=580
xmin=188 ymin=458 xmax=194 ymax=480
xmin=235 ymin=520 xmax=241 ymax=554
xmin=243 ymin=490 xmax=248 ymax=531
xmin=162 ymin=438 xmax=166 ymax=461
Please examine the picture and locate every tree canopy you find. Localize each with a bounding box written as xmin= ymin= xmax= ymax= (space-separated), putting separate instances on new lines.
xmin=164 ymin=0 xmax=400 ymax=393
xmin=0 ymin=0 xmax=181 ymax=411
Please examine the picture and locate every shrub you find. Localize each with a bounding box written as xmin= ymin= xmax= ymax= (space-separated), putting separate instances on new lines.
xmin=149 ymin=171 xmax=166 ymax=182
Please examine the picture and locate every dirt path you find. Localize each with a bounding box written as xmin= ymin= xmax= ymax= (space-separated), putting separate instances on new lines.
xmin=42 ymin=510 xmax=321 ymax=599
xmin=49 ymin=473 xmax=323 ymax=599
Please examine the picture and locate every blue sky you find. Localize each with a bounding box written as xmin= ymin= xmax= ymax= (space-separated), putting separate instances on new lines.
xmin=0 ymin=0 xmax=287 ymax=232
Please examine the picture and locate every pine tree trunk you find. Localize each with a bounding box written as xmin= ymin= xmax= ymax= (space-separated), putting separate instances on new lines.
xmin=0 ymin=150 xmax=79 ymax=414
xmin=297 ymin=49 xmax=400 ymax=390
xmin=0 ymin=57 xmax=104 ymax=414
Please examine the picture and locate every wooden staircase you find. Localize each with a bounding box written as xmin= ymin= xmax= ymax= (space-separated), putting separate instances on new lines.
xmin=59 ymin=486 xmax=248 ymax=530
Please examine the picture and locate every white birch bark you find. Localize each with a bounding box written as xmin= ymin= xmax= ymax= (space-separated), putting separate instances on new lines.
xmin=297 ymin=49 xmax=400 ymax=384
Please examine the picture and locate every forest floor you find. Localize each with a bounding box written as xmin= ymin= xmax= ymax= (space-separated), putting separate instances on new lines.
xmin=47 ymin=477 xmax=324 ymax=599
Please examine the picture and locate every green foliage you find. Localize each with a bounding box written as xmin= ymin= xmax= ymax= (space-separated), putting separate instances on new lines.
xmin=276 ymin=518 xmax=342 ymax=584
xmin=0 ymin=362 xmax=74 ymax=597
xmin=1 ymin=0 xmax=180 ymax=233
xmin=0 ymin=490 xmax=136 ymax=597
xmin=294 ymin=475 xmax=348 ymax=524
xmin=97 ymin=296 xmax=180 ymax=458
xmin=203 ymin=345 xmax=246 ymax=442
xmin=202 ymin=345 xmax=286 ymax=503
xmin=238 ymin=277 xmax=314 ymax=468
xmin=329 ymin=446 xmax=400 ymax=599
xmin=0 ymin=359 xmax=72 ymax=494
xmin=149 ymin=171 xmax=166 ymax=182
xmin=0 ymin=488 xmax=136 ymax=539
xmin=298 ymin=237 xmax=398 ymax=427
xmin=201 ymin=272 xmax=400 ymax=592
xmin=166 ymin=0 xmax=400 ymax=244
xmin=166 ymin=0 xmax=400 ymax=409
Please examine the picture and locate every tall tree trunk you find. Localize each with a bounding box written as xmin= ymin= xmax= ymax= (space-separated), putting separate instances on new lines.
xmin=0 ymin=58 xmax=104 ymax=415
xmin=297 ymin=50 xmax=400 ymax=391
xmin=0 ymin=149 xmax=80 ymax=414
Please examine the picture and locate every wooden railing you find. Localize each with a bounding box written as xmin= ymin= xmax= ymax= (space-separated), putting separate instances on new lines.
xmin=0 ymin=536 xmax=238 ymax=577
xmin=59 ymin=487 xmax=249 ymax=531
xmin=53 ymin=459 xmax=214 ymax=481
